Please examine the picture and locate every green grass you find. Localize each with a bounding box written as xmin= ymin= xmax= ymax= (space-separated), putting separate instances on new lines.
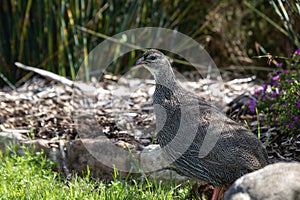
xmin=0 ymin=145 xmax=194 ymax=200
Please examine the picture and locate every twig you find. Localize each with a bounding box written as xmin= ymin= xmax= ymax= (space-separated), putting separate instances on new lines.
xmin=0 ymin=124 xmax=30 ymax=133
xmin=227 ymin=76 xmax=256 ymax=84
xmin=15 ymin=62 xmax=74 ymax=87
xmin=15 ymin=62 xmax=99 ymax=95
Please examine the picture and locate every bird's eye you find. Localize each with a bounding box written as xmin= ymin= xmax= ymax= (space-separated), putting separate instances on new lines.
xmin=149 ymin=56 xmax=156 ymax=60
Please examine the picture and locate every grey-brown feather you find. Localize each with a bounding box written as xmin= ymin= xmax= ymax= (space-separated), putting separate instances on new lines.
xmin=138 ymin=49 xmax=268 ymax=186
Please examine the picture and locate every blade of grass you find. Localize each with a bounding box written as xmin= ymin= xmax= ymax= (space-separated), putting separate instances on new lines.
xmin=244 ymin=1 xmax=289 ymax=37
xmin=76 ymin=26 xmax=145 ymax=50
xmin=255 ymin=107 xmax=261 ymax=139
xmin=270 ymin=0 xmax=300 ymax=47
xmin=18 ymin=0 xmax=33 ymax=61
xmin=80 ymin=0 xmax=89 ymax=82
xmin=0 ymin=73 xmax=16 ymax=90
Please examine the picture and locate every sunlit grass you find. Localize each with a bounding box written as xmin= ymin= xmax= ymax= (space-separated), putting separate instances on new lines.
xmin=0 ymin=145 xmax=193 ymax=199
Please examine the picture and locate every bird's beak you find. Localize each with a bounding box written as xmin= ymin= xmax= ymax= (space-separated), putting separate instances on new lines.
xmin=135 ymin=57 xmax=146 ymax=65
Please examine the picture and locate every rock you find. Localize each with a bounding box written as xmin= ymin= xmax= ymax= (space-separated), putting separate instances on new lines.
xmin=0 ymin=132 xmax=188 ymax=183
xmin=140 ymin=144 xmax=188 ymax=183
xmin=66 ymin=138 xmax=122 ymax=180
xmin=224 ymin=162 xmax=300 ymax=200
xmin=140 ymin=144 xmax=167 ymax=172
xmin=0 ymin=131 xmax=64 ymax=169
xmin=148 ymin=168 xmax=189 ymax=184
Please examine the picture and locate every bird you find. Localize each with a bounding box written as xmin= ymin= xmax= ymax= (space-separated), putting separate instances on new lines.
xmin=135 ymin=49 xmax=268 ymax=200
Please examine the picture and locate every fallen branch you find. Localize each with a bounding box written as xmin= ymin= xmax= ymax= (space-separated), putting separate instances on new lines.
xmin=15 ymin=62 xmax=97 ymax=94
xmin=0 ymin=124 xmax=30 ymax=134
xmin=15 ymin=62 xmax=74 ymax=87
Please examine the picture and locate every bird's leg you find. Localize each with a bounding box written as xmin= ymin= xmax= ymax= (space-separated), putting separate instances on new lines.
xmin=211 ymin=186 xmax=220 ymax=200
xmin=189 ymin=182 xmax=214 ymax=199
xmin=211 ymin=186 xmax=223 ymax=200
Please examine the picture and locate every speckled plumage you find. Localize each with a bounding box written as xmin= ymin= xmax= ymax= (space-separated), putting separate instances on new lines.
xmin=136 ymin=49 xmax=268 ymax=186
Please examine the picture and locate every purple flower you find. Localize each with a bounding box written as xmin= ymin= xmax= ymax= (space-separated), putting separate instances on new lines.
xmin=254 ymin=89 xmax=263 ymax=95
xmin=262 ymin=84 xmax=268 ymax=91
xmin=280 ymin=69 xmax=287 ymax=73
xmin=271 ymin=91 xmax=276 ymax=98
xmin=289 ymin=123 xmax=295 ymax=129
xmin=262 ymin=95 xmax=267 ymax=101
xmin=297 ymin=102 xmax=300 ymax=109
xmin=295 ymin=49 xmax=300 ymax=55
xmin=274 ymin=114 xmax=278 ymax=121
xmin=277 ymin=62 xmax=283 ymax=67
xmin=248 ymin=99 xmax=257 ymax=114
xmin=294 ymin=117 xmax=299 ymax=122
xmin=258 ymin=114 xmax=264 ymax=120
xmin=270 ymin=105 xmax=274 ymax=110
xmin=271 ymin=75 xmax=280 ymax=81
xmin=275 ymin=88 xmax=280 ymax=94
xmin=287 ymin=79 xmax=294 ymax=83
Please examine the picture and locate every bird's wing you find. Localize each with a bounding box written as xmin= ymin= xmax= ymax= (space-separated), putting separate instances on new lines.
xmin=186 ymin=117 xmax=265 ymax=171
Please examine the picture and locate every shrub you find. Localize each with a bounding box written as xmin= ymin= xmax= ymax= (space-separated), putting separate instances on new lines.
xmin=248 ymin=49 xmax=300 ymax=135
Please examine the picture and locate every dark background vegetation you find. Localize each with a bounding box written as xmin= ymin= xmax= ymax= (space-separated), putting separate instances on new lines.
xmin=0 ymin=0 xmax=299 ymax=88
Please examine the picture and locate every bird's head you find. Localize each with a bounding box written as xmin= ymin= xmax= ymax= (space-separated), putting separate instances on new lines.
xmin=135 ymin=49 xmax=172 ymax=78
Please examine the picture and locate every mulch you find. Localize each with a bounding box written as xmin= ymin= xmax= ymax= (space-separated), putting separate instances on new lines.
xmin=1 ymin=74 xmax=299 ymax=162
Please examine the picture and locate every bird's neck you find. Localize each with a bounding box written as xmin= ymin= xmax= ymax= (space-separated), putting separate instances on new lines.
xmin=153 ymin=82 xmax=182 ymax=109
xmin=154 ymin=66 xmax=180 ymax=91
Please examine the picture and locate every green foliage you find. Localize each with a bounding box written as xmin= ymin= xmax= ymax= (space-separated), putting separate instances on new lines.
xmin=1 ymin=0 xmax=299 ymax=87
xmin=269 ymin=0 xmax=300 ymax=48
xmin=0 ymin=145 xmax=193 ymax=199
xmin=248 ymin=50 xmax=300 ymax=135
xmin=245 ymin=0 xmax=300 ymax=49
xmin=0 ymin=0 xmax=216 ymax=86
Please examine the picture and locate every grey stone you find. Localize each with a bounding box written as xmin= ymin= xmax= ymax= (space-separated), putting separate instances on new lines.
xmin=0 ymin=132 xmax=187 ymax=183
xmin=140 ymin=144 xmax=188 ymax=183
xmin=225 ymin=162 xmax=300 ymax=200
